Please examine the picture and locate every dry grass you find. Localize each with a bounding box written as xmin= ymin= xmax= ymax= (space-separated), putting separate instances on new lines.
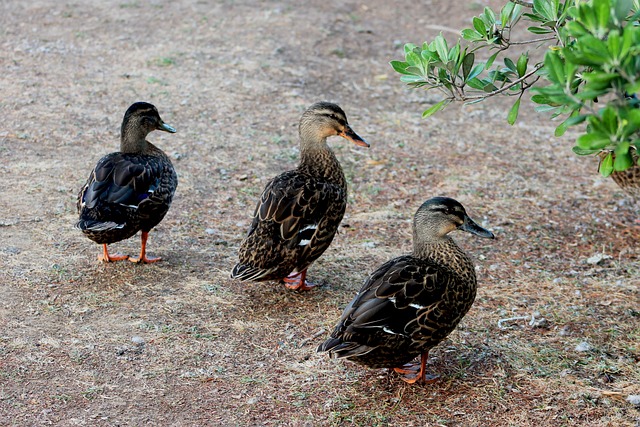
xmin=1 ymin=0 xmax=639 ymax=426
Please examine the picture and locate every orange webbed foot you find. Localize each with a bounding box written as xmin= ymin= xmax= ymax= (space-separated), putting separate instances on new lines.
xmin=282 ymin=270 xmax=317 ymax=291
xmin=393 ymin=352 xmax=437 ymax=384
xmin=129 ymin=254 xmax=162 ymax=264
xmin=98 ymin=244 xmax=129 ymax=262
xmin=129 ymin=231 xmax=162 ymax=264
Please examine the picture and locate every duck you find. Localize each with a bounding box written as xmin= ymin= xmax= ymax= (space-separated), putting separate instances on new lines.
xmin=230 ymin=102 xmax=369 ymax=291
xmin=317 ymin=197 xmax=494 ymax=383
xmin=76 ymin=102 xmax=178 ymax=263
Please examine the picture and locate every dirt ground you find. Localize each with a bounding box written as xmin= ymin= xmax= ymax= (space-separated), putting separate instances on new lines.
xmin=1 ymin=0 xmax=639 ymax=426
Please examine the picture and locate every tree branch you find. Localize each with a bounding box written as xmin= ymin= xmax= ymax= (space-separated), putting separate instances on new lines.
xmin=509 ymin=36 xmax=557 ymax=45
xmin=509 ymin=0 xmax=534 ymax=7
xmin=460 ymin=63 xmax=544 ymax=101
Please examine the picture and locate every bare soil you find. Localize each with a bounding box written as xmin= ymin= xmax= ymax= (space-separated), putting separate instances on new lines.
xmin=1 ymin=0 xmax=638 ymax=426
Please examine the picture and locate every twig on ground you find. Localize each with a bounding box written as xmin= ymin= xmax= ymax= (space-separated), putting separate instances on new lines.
xmin=298 ymin=328 xmax=327 ymax=348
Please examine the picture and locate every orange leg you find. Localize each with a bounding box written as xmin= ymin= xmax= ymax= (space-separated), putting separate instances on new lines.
xmin=282 ymin=269 xmax=316 ymax=291
xmin=393 ymin=351 xmax=439 ymax=384
xmin=129 ymin=231 xmax=162 ymax=264
xmin=98 ymin=244 xmax=129 ymax=262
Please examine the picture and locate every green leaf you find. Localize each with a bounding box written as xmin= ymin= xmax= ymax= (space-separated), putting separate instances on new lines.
xmin=507 ymin=97 xmax=521 ymax=125
xmin=500 ymin=1 xmax=520 ymax=28
xmin=607 ymin=30 xmax=621 ymax=61
xmin=466 ymin=77 xmax=486 ymax=90
xmin=625 ymin=80 xmax=640 ymax=95
xmin=619 ymin=25 xmax=634 ymax=60
xmin=467 ymin=64 xmax=484 ymax=81
xmin=434 ymin=35 xmax=449 ymax=62
xmin=390 ymin=60 xmax=410 ymax=75
xmin=628 ymin=109 xmax=640 ymax=127
xmin=614 ymin=141 xmax=631 ymax=156
xmin=461 ymin=28 xmax=484 ymax=42
xmin=613 ymin=0 xmax=634 ymax=22
xmin=473 ymin=16 xmax=487 ymax=35
xmin=593 ymin=0 xmax=611 ymax=31
xmin=421 ymin=49 xmax=438 ymax=63
xmin=602 ymin=107 xmax=618 ymax=134
xmin=483 ymin=7 xmax=497 ymax=25
xmin=577 ymin=132 xmax=611 ymax=150
xmin=573 ymin=146 xmax=601 ymax=155
xmin=462 ymin=52 xmax=475 ymax=81
xmin=405 ymin=50 xmax=421 ymax=67
xmin=528 ymin=26 xmax=553 ymax=34
xmin=614 ymin=151 xmax=634 ymax=171
xmin=448 ymin=43 xmax=461 ymax=63
xmin=599 ymin=152 xmax=614 ymax=176
xmin=485 ymin=51 xmax=499 ymax=69
xmin=516 ymin=53 xmax=529 ymax=78
xmin=564 ymin=114 xmax=588 ymax=127
xmin=422 ymin=99 xmax=448 ymax=118
xmin=554 ymin=110 xmax=583 ymax=136
xmin=523 ymin=12 xmax=546 ymax=24
xmin=403 ymin=43 xmax=417 ymax=54
xmin=504 ymin=57 xmax=517 ymax=72
xmin=535 ymin=104 xmax=561 ymax=113
xmin=533 ymin=0 xmax=558 ymax=22
xmin=530 ymin=94 xmax=552 ymax=105
xmin=399 ymin=75 xmax=426 ymax=84
xmin=483 ymin=82 xmax=498 ymax=92
xmin=544 ymin=51 xmax=566 ymax=85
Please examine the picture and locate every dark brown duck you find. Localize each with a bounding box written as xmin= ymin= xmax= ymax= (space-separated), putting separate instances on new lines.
xmin=318 ymin=197 xmax=494 ymax=383
xmin=231 ymin=102 xmax=369 ymax=290
xmin=77 ymin=102 xmax=177 ymax=263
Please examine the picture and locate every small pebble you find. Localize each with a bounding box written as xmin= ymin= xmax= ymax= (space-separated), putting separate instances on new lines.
xmin=575 ymin=341 xmax=592 ymax=352
xmin=1 ymin=246 xmax=21 ymax=254
xmin=131 ymin=336 xmax=145 ymax=345
xmin=586 ymin=253 xmax=612 ymax=265
xmin=627 ymin=395 xmax=640 ymax=406
xmin=530 ymin=317 xmax=548 ymax=328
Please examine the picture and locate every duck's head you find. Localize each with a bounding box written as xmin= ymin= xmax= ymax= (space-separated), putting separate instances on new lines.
xmin=299 ymin=102 xmax=369 ymax=148
xmin=414 ymin=196 xmax=494 ymax=243
xmin=121 ymin=102 xmax=176 ymax=152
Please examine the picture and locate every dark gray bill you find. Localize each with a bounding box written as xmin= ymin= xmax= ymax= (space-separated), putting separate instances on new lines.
xmin=460 ymin=215 xmax=495 ymax=239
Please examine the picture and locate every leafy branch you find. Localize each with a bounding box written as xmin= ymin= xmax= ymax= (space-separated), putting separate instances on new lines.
xmin=390 ymin=0 xmax=640 ymax=176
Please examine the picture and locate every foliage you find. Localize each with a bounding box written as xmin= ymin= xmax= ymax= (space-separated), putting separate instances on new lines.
xmin=390 ymin=0 xmax=640 ymax=176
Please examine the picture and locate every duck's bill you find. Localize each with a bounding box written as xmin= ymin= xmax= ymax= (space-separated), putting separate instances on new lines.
xmin=460 ymin=215 xmax=495 ymax=239
xmin=340 ymin=125 xmax=369 ymax=147
xmin=159 ymin=122 xmax=177 ymax=133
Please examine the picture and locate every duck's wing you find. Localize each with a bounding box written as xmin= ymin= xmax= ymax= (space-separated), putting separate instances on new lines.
xmin=232 ymin=171 xmax=346 ymax=280
xmin=77 ymin=153 xmax=164 ymax=230
xmin=252 ymin=171 xmax=344 ymax=242
xmin=318 ymin=256 xmax=451 ymax=358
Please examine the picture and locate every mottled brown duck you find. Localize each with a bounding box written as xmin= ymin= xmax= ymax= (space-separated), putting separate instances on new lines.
xmin=230 ymin=102 xmax=369 ymax=291
xmin=77 ymin=102 xmax=177 ymax=263
xmin=601 ymin=147 xmax=640 ymax=200
xmin=317 ymin=197 xmax=494 ymax=383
